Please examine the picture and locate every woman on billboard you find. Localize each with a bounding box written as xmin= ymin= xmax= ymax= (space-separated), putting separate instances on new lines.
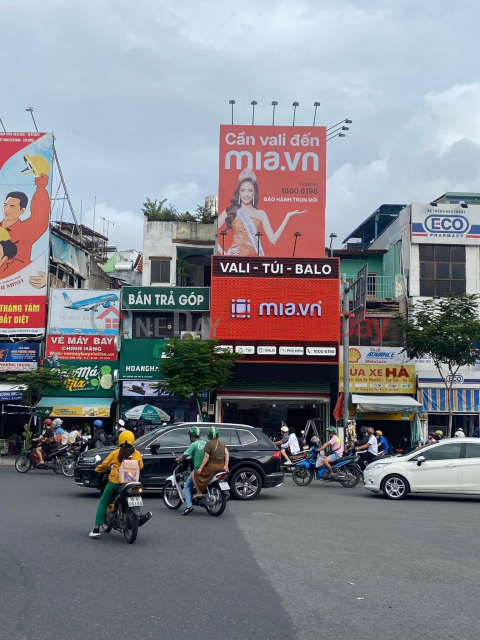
xmin=217 ymin=168 xmax=306 ymax=256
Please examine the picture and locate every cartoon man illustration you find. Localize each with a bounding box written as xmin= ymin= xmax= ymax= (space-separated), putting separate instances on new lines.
xmin=0 ymin=154 xmax=51 ymax=288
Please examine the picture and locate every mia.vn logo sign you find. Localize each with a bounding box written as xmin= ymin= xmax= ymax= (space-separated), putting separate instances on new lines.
xmin=231 ymin=299 xmax=322 ymax=318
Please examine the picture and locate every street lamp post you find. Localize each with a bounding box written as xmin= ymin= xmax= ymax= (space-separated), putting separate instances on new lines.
xmin=229 ymin=100 xmax=236 ymax=125
xmin=271 ymin=101 xmax=278 ymax=125
xmin=255 ymin=231 xmax=263 ymax=256
xmin=293 ymin=232 xmax=302 ymax=257
xmin=220 ymin=230 xmax=227 ymax=254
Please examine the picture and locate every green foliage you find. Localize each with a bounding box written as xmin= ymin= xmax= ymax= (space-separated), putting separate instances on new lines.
xmin=398 ymin=294 xmax=480 ymax=436
xmin=22 ymin=423 xmax=33 ymax=451
xmin=155 ymin=338 xmax=241 ymax=420
xmin=177 ymin=211 xmax=196 ymax=222
xmin=194 ymin=204 xmax=216 ymax=224
xmin=176 ymin=258 xmax=193 ymax=286
xmin=142 ymin=197 xmax=179 ymax=221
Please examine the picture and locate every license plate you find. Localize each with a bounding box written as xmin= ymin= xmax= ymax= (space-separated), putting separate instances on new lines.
xmin=127 ymin=496 xmax=143 ymax=507
xmin=219 ymin=482 xmax=230 ymax=491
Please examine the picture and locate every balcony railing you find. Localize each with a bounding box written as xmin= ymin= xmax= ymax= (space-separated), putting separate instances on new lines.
xmin=341 ymin=274 xmax=406 ymax=300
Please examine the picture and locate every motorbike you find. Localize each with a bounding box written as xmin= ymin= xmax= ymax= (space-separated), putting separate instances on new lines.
xmin=102 ymin=480 xmax=148 ymax=544
xmin=292 ymin=447 xmax=362 ymax=488
xmin=15 ymin=442 xmax=70 ymax=474
xmin=162 ymin=458 xmax=229 ymax=517
xmin=61 ymin=439 xmax=88 ymax=477
xmin=281 ymin=449 xmax=309 ymax=474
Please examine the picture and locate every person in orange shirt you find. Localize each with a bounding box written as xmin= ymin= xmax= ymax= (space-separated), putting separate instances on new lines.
xmin=0 ymin=173 xmax=50 ymax=287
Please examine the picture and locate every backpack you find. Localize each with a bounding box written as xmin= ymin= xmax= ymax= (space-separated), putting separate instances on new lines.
xmin=118 ymin=458 xmax=140 ymax=483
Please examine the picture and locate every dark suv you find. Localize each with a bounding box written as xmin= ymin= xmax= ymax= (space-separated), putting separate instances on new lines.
xmin=74 ymin=422 xmax=284 ymax=500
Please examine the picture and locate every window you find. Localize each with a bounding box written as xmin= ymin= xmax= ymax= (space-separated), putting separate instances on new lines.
xmin=150 ymin=258 xmax=171 ymax=284
xmin=419 ymin=245 xmax=465 ymax=296
xmin=237 ymin=429 xmax=257 ymax=445
xmin=199 ymin=428 xmax=240 ymax=445
xmin=413 ymin=442 xmax=462 ymax=461
xmin=466 ymin=443 xmax=480 ymax=459
xmin=152 ymin=428 xmax=191 ymax=448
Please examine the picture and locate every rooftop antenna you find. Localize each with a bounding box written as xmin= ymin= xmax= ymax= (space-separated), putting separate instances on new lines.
xmin=93 ymin=195 xmax=97 ymax=233
xmin=25 ymin=107 xmax=38 ymax=132
xmin=101 ymin=216 xmax=115 ymax=240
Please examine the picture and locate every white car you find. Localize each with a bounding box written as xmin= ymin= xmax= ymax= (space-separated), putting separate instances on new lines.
xmin=364 ymin=437 xmax=480 ymax=500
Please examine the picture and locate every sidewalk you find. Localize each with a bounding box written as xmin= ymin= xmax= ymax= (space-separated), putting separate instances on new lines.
xmin=0 ymin=456 xmax=16 ymax=466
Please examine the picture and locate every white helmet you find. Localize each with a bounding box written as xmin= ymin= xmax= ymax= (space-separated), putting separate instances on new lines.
xmin=117 ymin=419 xmax=125 ymax=427
xmin=311 ymin=436 xmax=320 ymax=443
xmin=281 ymin=426 xmax=289 ymax=433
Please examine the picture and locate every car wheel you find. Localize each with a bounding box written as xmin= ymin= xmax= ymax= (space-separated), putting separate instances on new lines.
xmin=381 ymin=474 xmax=410 ymax=500
xmin=230 ymin=467 xmax=262 ymax=500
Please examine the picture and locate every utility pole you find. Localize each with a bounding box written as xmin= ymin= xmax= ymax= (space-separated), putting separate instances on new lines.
xmin=342 ymin=276 xmax=364 ymax=437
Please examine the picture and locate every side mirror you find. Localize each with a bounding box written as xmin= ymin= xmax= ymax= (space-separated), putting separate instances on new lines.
xmin=416 ymin=455 xmax=426 ymax=467
xmin=94 ymin=454 xmax=101 ymax=463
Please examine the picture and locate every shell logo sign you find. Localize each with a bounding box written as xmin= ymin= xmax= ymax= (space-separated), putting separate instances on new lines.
xmin=349 ymin=348 xmax=361 ymax=363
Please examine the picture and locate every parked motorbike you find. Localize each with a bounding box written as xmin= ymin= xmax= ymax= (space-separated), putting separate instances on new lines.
xmin=162 ymin=459 xmax=229 ymax=517
xmin=15 ymin=442 xmax=70 ymax=474
xmin=292 ymin=447 xmax=362 ymax=488
xmin=61 ymin=439 xmax=88 ymax=477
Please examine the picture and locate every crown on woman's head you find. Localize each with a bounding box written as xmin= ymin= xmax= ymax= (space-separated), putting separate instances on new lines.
xmin=238 ymin=168 xmax=257 ymax=182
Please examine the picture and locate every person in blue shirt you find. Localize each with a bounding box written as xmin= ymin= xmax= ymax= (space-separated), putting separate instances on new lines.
xmin=375 ymin=430 xmax=390 ymax=455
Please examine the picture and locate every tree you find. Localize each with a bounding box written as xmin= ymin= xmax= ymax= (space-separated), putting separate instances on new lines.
xmin=8 ymin=366 xmax=73 ymax=435
xmin=141 ymin=197 xmax=178 ymax=221
xmin=155 ymin=338 xmax=241 ymax=419
xmin=194 ymin=204 xmax=216 ymax=224
xmin=398 ymin=294 xmax=480 ymax=437
xmin=176 ymin=258 xmax=193 ymax=286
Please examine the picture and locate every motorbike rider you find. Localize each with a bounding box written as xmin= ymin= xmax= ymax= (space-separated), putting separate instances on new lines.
xmin=175 ymin=426 xmax=206 ymax=516
xmin=274 ymin=425 xmax=300 ymax=465
xmin=92 ymin=420 xmax=109 ymax=448
xmin=193 ymin=426 xmax=229 ymax=501
xmin=111 ymin=419 xmax=126 ymax=445
xmin=89 ymin=429 xmax=151 ymax=538
xmin=375 ymin=430 xmax=390 ymax=455
xmin=32 ymin=419 xmax=56 ymax=466
xmin=315 ymin=426 xmax=344 ymax=477
xmin=356 ymin=426 xmax=378 ymax=469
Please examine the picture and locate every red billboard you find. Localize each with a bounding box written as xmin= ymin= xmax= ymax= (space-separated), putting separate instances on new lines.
xmin=46 ymin=335 xmax=117 ymax=361
xmin=217 ymin=125 xmax=326 ymax=258
xmin=0 ymin=132 xmax=53 ymax=335
xmin=210 ymin=256 xmax=339 ymax=363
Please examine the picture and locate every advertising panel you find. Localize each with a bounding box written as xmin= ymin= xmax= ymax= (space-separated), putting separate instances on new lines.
xmin=123 ymin=381 xmax=164 ymax=396
xmin=36 ymin=401 xmax=112 ymax=418
xmin=44 ymin=359 xmax=116 ymax=396
xmin=122 ymin=287 xmax=210 ymax=311
xmin=46 ymin=335 xmax=117 ymax=361
xmin=0 ymin=342 xmax=39 ymax=371
xmin=0 ymin=132 xmax=54 ymax=335
xmin=339 ymin=364 xmax=416 ymax=394
xmin=411 ymin=203 xmax=480 ymax=244
xmin=48 ymin=289 xmax=121 ymax=335
xmin=210 ymin=256 xmax=339 ymax=363
xmin=340 ymin=346 xmax=414 ymax=365
xmin=218 ymin=125 xmax=326 ymax=258
xmin=119 ymin=339 xmax=166 ymax=380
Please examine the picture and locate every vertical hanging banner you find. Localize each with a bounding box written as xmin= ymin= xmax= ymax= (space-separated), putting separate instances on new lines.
xmin=217 ymin=125 xmax=326 ymax=258
xmin=0 ymin=132 xmax=54 ymax=335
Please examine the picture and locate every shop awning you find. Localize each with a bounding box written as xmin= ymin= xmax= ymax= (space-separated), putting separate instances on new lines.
xmin=352 ymin=394 xmax=423 ymax=414
xmin=36 ymin=397 xmax=113 ymax=418
xmin=0 ymin=383 xmax=26 ymax=401
xmin=420 ymin=388 xmax=480 ymax=413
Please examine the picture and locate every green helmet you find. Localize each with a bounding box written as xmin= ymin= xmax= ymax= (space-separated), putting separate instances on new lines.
xmin=207 ymin=426 xmax=219 ymax=439
xmin=328 ymin=426 xmax=337 ymax=434
xmin=188 ymin=426 xmax=201 ymax=437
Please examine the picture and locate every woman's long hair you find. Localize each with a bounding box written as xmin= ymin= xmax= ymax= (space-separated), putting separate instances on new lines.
xmin=118 ymin=443 xmax=135 ymax=463
xmin=225 ymin=178 xmax=260 ymax=230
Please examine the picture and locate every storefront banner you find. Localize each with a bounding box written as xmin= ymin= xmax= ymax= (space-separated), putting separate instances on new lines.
xmin=44 ymin=359 xmax=116 ymax=396
xmin=36 ymin=399 xmax=112 ymax=418
xmin=0 ymin=132 xmax=53 ymax=335
xmin=0 ymin=342 xmax=39 ymax=371
xmin=119 ymin=339 xmax=167 ymax=380
xmin=411 ymin=203 xmax=480 ymax=245
xmin=211 ymin=256 xmax=339 ymax=363
xmin=46 ymin=335 xmax=117 ymax=361
xmin=417 ymin=368 xmax=480 ymax=388
xmin=121 ymin=287 xmax=210 ymax=311
xmin=48 ymin=289 xmax=121 ymax=335
xmin=122 ymin=381 xmax=164 ymax=396
xmin=218 ymin=125 xmax=326 ymax=258
xmin=340 ymin=346 xmax=414 ymax=365
xmin=356 ymin=412 xmax=414 ymax=421
xmin=0 ymin=384 xmax=25 ymax=401
xmin=340 ymin=364 xmax=416 ymax=393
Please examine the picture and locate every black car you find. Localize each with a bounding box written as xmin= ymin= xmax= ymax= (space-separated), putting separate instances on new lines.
xmin=74 ymin=422 xmax=284 ymax=500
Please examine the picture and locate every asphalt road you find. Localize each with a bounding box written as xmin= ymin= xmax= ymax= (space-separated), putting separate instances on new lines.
xmin=1 ymin=466 xmax=480 ymax=640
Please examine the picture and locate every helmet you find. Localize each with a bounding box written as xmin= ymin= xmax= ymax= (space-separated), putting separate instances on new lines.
xmin=207 ymin=426 xmax=219 ymax=439
xmin=435 ymin=430 xmax=443 ymax=435
xmin=43 ymin=419 xmax=52 ymax=425
xmin=93 ymin=420 xmax=103 ymax=428
xmin=188 ymin=426 xmax=201 ymax=437
xmin=21 ymin=154 xmax=51 ymax=177
xmin=117 ymin=419 xmax=125 ymax=427
xmin=118 ymin=430 xmax=135 ymax=446
xmin=53 ymin=418 xmax=63 ymax=426
xmin=375 ymin=430 xmax=383 ymax=436
xmin=311 ymin=436 xmax=320 ymax=443
xmin=327 ymin=426 xmax=337 ymax=434
xmin=360 ymin=426 xmax=368 ymax=433
xmin=281 ymin=426 xmax=289 ymax=433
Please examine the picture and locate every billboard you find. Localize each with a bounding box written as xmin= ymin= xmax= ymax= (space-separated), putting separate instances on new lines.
xmin=123 ymin=381 xmax=163 ymax=396
xmin=0 ymin=342 xmax=39 ymax=371
xmin=121 ymin=287 xmax=210 ymax=311
xmin=411 ymin=203 xmax=480 ymax=244
xmin=48 ymin=289 xmax=121 ymax=335
xmin=218 ymin=125 xmax=326 ymax=258
xmin=210 ymin=256 xmax=339 ymax=363
xmin=0 ymin=132 xmax=54 ymax=335
xmin=44 ymin=359 xmax=116 ymax=396
xmin=46 ymin=335 xmax=117 ymax=361
xmin=119 ymin=339 xmax=167 ymax=380
xmin=339 ymin=364 xmax=416 ymax=394
xmin=340 ymin=346 xmax=414 ymax=365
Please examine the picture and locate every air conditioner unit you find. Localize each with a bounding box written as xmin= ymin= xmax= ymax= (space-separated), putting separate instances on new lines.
xmin=180 ymin=331 xmax=201 ymax=339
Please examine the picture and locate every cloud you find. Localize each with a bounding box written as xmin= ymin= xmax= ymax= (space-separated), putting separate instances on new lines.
xmin=82 ymin=203 xmax=143 ymax=251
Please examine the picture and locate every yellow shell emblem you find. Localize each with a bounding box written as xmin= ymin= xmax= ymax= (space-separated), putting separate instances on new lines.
xmin=21 ymin=154 xmax=50 ymax=177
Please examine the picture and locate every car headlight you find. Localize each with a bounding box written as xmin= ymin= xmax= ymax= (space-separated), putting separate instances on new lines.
xmin=367 ymin=462 xmax=392 ymax=472
xmin=82 ymin=456 xmax=97 ymax=463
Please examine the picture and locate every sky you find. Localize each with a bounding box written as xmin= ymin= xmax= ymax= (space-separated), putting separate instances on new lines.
xmin=2 ymin=0 xmax=480 ymax=250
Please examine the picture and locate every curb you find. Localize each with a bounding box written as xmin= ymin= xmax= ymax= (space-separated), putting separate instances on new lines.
xmin=0 ymin=457 xmax=16 ymax=466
